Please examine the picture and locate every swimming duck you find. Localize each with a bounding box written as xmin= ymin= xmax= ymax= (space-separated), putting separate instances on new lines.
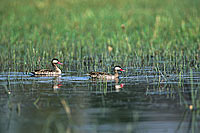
xmin=31 ymin=58 xmax=63 ymax=76
xmin=89 ymin=66 xmax=125 ymax=80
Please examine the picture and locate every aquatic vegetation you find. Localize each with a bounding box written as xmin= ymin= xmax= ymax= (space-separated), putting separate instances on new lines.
xmin=0 ymin=0 xmax=199 ymax=72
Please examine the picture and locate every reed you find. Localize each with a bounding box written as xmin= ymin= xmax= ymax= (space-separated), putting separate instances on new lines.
xmin=0 ymin=0 xmax=199 ymax=73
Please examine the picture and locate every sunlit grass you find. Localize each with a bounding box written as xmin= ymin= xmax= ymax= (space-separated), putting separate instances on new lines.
xmin=0 ymin=0 xmax=199 ymax=72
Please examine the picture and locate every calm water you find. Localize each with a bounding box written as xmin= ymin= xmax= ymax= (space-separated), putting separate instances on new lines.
xmin=0 ymin=67 xmax=200 ymax=133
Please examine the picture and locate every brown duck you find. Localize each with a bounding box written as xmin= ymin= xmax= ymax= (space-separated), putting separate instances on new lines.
xmin=31 ymin=58 xmax=63 ymax=76
xmin=89 ymin=66 xmax=125 ymax=80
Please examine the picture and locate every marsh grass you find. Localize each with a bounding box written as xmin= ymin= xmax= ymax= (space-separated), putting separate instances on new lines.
xmin=175 ymin=72 xmax=200 ymax=132
xmin=0 ymin=0 xmax=199 ymax=72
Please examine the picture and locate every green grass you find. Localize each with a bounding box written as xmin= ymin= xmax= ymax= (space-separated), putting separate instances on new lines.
xmin=0 ymin=0 xmax=199 ymax=72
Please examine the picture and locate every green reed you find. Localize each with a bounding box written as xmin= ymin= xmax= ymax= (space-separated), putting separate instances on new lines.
xmin=0 ymin=0 xmax=199 ymax=72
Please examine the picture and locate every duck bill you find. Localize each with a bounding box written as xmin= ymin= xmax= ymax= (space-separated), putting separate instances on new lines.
xmin=58 ymin=62 xmax=63 ymax=65
xmin=120 ymin=69 xmax=125 ymax=72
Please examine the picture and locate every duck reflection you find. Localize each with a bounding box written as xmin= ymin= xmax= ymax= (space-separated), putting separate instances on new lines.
xmin=114 ymin=78 xmax=124 ymax=92
xmin=115 ymin=83 xmax=124 ymax=92
xmin=90 ymin=77 xmax=125 ymax=92
xmin=52 ymin=76 xmax=62 ymax=92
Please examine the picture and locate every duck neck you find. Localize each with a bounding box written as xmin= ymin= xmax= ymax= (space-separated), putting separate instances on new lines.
xmin=53 ymin=63 xmax=61 ymax=74
xmin=114 ymin=70 xmax=119 ymax=78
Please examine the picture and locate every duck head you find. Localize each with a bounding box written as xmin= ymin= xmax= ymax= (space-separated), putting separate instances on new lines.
xmin=51 ymin=58 xmax=63 ymax=66
xmin=114 ymin=66 xmax=125 ymax=72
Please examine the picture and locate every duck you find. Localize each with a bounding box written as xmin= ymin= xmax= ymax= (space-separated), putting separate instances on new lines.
xmin=89 ymin=66 xmax=125 ymax=80
xmin=31 ymin=58 xmax=63 ymax=76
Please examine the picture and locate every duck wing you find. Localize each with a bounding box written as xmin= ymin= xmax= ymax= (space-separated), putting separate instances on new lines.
xmin=89 ymin=72 xmax=109 ymax=78
xmin=31 ymin=69 xmax=54 ymax=75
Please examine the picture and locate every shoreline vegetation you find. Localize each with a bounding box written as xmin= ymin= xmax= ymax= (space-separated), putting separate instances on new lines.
xmin=0 ymin=0 xmax=199 ymax=72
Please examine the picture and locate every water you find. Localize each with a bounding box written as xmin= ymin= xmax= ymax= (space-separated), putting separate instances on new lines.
xmin=0 ymin=67 xmax=200 ymax=133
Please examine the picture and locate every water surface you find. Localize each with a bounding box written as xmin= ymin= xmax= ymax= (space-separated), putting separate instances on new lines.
xmin=0 ymin=67 xmax=200 ymax=133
